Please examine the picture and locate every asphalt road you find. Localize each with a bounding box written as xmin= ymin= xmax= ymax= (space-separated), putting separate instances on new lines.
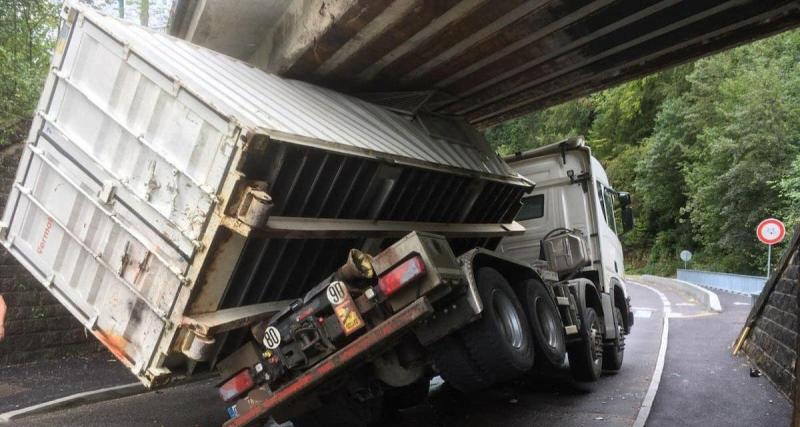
xmin=7 ymin=279 xmax=791 ymax=426
xmin=0 ymin=353 xmax=134 ymax=414
xmin=643 ymin=285 xmax=790 ymax=426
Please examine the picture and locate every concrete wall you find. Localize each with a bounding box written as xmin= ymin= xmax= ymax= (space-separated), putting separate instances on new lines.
xmin=741 ymin=226 xmax=799 ymax=398
xmin=0 ymin=144 xmax=102 ymax=366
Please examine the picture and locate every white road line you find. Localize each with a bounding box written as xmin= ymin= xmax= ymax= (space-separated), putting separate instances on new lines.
xmin=0 ymin=383 xmax=142 ymax=423
xmin=630 ymin=281 xmax=671 ymax=427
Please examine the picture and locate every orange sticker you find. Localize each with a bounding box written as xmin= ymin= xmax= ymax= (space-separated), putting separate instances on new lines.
xmin=328 ymin=281 xmax=365 ymax=336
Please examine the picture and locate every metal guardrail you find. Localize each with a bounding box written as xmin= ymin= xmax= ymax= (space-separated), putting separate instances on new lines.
xmin=676 ymin=269 xmax=766 ymax=295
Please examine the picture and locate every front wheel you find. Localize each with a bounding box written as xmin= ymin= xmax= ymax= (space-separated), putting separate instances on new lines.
xmin=567 ymin=307 xmax=603 ymax=382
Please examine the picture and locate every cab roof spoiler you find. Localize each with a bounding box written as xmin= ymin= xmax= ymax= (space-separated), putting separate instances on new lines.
xmin=503 ymin=137 xmax=588 ymax=164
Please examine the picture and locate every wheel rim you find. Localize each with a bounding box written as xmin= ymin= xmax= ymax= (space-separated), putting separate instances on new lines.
xmin=590 ymin=316 xmax=603 ymax=364
xmin=536 ymin=297 xmax=560 ymax=350
xmin=492 ymin=290 xmax=525 ymax=349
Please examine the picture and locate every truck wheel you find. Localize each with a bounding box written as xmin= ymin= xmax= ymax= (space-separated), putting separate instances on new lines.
xmin=520 ymin=279 xmax=567 ymax=369
xmin=567 ymin=307 xmax=603 ymax=382
xmin=383 ymin=378 xmax=430 ymax=411
xmin=603 ymin=306 xmax=625 ymax=371
xmin=431 ymin=335 xmax=492 ymax=392
xmin=292 ymin=391 xmax=383 ymax=427
xmin=432 ymin=267 xmax=534 ymax=391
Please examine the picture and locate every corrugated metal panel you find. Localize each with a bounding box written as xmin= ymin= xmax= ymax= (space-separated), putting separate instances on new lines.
xmin=79 ymin=6 xmax=522 ymax=185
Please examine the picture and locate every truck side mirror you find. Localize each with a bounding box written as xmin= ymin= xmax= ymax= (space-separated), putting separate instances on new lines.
xmin=617 ymin=191 xmax=633 ymax=233
xmin=618 ymin=191 xmax=631 ymax=207
xmin=622 ymin=206 xmax=634 ymax=233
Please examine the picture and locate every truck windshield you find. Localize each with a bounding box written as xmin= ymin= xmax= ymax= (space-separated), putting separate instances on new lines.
xmin=516 ymin=194 xmax=545 ymax=221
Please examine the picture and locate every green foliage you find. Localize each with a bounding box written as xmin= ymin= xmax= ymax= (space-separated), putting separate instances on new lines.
xmin=0 ymin=0 xmax=58 ymax=145
xmin=485 ymin=29 xmax=800 ymax=275
xmin=485 ymin=98 xmax=593 ymax=156
xmin=776 ymin=154 xmax=800 ymax=227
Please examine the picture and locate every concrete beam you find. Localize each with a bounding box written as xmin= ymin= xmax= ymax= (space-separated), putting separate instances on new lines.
xmin=248 ymin=0 xmax=362 ymax=73
xmin=170 ymin=0 xmax=290 ymax=62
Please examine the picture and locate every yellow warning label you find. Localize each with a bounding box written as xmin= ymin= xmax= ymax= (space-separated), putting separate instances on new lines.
xmin=335 ymin=300 xmax=365 ymax=336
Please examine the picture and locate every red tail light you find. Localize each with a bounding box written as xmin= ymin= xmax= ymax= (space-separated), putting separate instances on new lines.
xmin=378 ymin=255 xmax=426 ymax=297
xmin=219 ymin=369 xmax=255 ymax=402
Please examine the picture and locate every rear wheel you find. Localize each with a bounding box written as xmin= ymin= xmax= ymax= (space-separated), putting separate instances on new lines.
xmin=603 ymin=306 xmax=625 ymax=371
xmin=567 ymin=307 xmax=603 ymax=382
xmin=383 ymin=378 xmax=430 ymax=411
xmin=432 ymin=267 xmax=534 ymax=392
xmin=292 ymin=390 xmax=383 ymax=427
xmin=520 ymin=279 xmax=567 ymax=369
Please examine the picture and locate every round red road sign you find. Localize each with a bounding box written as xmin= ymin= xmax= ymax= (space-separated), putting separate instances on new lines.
xmin=757 ymin=218 xmax=786 ymax=245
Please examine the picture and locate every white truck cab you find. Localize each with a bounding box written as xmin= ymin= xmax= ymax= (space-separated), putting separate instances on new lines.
xmin=500 ymin=137 xmax=634 ymax=341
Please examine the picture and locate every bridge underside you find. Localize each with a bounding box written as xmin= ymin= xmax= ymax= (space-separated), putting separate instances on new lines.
xmin=169 ymin=0 xmax=800 ymax=128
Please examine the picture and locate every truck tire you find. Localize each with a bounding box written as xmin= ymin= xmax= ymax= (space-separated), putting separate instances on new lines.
xmin=383 ymin=378 xmax=430 ymax=411
xmin=292 ymin=391 xmax=383 ymax=427
xmin=520 ymin=279 xmax=567 ymax=368
xmin=603 ymin=306 xmax=625 ymax=371
xmin=567 ymin=307 xmax=603 ymax=382
xmin=432 ymin=267 xmax=534 ymax=391
xmin=431 ymin=335 xmax=492 ymax=392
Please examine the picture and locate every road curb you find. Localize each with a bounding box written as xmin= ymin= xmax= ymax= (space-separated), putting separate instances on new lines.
xmin=0 ymin=383 xmax=144 ymax=423
xmin=640 ymin=275 xmax=722 ymax=312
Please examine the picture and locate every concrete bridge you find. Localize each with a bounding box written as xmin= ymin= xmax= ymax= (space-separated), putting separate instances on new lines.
xmin=169 ymin=0 xmax=800 ymax=128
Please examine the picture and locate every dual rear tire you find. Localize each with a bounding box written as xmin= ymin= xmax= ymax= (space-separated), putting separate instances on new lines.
xmin=433 ymin=268 xmax=534 ymax=392
xmin=433 ymin=269 xmax=571 ymax=391
xmin=432 ymin=268 xmax=617 ymax=390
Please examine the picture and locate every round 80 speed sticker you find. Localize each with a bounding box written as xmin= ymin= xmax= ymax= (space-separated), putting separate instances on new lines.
xmin=263 ymin=326 xmax=281 ymax=350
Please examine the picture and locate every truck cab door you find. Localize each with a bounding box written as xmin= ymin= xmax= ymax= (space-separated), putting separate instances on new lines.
xmin=593 ymin=180 xmax=625 ymax=292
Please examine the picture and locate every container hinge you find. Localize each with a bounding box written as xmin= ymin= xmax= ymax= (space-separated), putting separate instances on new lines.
xmin=191 ymin=240 xmax=205 ymax=251
xmin=234 ymin=181 xmax=273 ymax=229
xmin=178 ymin=274 xmax=191 ymax=287
xmin=87 ymin=312 xmax=99 ymax=330
xmin=181 ymin=332 xmax=216 ymax=362
xmin=98 ymin=180 xmax=116 ymax=205
xmin=146 ymin=366 xmax=172 ymax=381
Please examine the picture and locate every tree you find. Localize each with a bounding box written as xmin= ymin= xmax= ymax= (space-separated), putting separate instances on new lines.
xmin=0 ymin=0 xmax=59 ymax=146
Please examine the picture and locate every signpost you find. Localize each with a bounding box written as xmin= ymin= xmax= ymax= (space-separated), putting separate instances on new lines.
xmin=756 ymin=218 xmax=786 ymax=277
xmin=679 ymin=250 xmax=692 ymax=269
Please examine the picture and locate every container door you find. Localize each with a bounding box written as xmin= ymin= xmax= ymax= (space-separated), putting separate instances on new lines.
xmin=0 ymin=11 xmax=238 ymax=380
